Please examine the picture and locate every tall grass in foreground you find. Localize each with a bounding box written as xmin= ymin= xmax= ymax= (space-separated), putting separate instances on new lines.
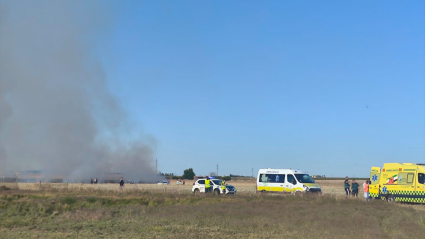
xmin=1 ymin=190 xmax=425 ymax=238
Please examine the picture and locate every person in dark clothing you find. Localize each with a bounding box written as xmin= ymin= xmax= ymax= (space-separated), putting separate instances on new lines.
xmin=119 ymin=177 xmax=124 ymax=191
xmin=344 ymin=176 xmax=351 ymax=197
xmin=351 ymin=180 xmax=359 ymax=198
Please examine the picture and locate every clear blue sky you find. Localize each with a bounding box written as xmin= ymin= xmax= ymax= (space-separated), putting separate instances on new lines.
xmin=101 ymin=1 xmax=424 ymax=177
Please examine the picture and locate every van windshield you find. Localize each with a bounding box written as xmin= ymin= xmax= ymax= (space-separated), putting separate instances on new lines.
xmin=295 ymin=174 xmax=315 ymax=183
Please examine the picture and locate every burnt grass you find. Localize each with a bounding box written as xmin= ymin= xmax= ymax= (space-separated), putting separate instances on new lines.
xmin=0 ymin=190 xmax=425 ymax=238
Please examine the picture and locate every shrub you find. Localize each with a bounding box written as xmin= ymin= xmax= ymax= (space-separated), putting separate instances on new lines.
xmin=61 ymin=197 xmax=76 ymax=205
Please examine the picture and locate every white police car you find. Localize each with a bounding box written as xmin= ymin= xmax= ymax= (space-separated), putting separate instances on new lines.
xmin=192 ymin=178 xmax=236 ymax=195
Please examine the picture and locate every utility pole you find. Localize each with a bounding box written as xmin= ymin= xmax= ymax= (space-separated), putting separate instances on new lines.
xmin=217 ymin=164 xmax=218 ymax=176
xmin=156 ymin=158 xmax=158 ymax=174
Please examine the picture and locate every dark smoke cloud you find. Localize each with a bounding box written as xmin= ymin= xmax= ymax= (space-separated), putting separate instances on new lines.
xmin=0 ymin=1 xmax=160 ymax=182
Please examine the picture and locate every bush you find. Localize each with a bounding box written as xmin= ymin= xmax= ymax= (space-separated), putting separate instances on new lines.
xmin=61 ymin=197 xmax=76 ymax=205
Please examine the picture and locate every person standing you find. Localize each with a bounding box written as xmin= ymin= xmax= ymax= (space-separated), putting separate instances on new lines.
xmin=344 ymin=176 xmax=350 ymax=197
xmin=119 ymin=177 xmax=124 ymax=191
xmin=351 ymin=180 xmax=359 ymax=198
xmin=221 ymin=179 xmax=226 ymax=194
xmin=205 ymin=177 xmax=211 ymax=193
xmin=363 ymin=180 xmax=370 ymax=201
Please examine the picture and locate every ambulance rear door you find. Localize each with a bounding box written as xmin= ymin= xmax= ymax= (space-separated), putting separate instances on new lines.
xmin=369 ymin=167 xmax=381 ymax=198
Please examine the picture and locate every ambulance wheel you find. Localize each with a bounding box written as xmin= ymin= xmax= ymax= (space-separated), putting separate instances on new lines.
xmin=214 ymin=189 xmax=220 ymax=195
xmin=386 ymin=195 xmax=395 ymax=203
xmin=194 ymin=189 xmax=200 ymax=194
xmin=261 ymin=190 xmax=266 ymax=193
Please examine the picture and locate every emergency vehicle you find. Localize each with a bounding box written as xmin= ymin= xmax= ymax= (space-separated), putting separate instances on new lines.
xmin=369 ymin=163 xmax=425 ymax=203
xmin=256 ymin=169 xmax=321 ymax=193
xmin=192 ymin=178 xmax=237 ymax=195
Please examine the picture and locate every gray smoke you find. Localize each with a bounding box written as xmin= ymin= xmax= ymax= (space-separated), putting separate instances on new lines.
xmin=0 ymin=1 xmax=160 ymax=182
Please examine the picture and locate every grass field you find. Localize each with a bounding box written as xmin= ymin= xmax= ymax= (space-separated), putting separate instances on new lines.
xmin=12 ymin=178 xmax=367 ymax=196
xmin=1 ymin=180 xmax=425 ymax=238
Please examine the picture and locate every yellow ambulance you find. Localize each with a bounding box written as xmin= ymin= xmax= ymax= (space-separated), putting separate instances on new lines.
xmin=256 ymin=168 xmax=321 ymax=193
xmin=369 ymin=163 xmax=425 ymax=203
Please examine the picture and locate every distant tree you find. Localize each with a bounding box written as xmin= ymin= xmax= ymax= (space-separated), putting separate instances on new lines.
xmin=183 ymin=168 xmax=195 ymax=180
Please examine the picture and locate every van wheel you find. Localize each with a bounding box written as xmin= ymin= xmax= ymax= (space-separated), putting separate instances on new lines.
xmin=194 ymin=189 xmax=200 ymax=194
xmin=261 ymin=190 xmax=266 ymax=193
xmin=214 ymin=189 xmax=220 ymax=195
xmin=387 ymin=195 xmax=395 ymax=203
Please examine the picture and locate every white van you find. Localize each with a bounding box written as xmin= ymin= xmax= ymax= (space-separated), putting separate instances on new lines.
xmin=257 ymin=169 xmax=321 ymax=193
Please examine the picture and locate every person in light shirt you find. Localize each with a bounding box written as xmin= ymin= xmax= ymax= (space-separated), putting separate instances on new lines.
xmin=362 ymin=180 xmax=370 ymax=202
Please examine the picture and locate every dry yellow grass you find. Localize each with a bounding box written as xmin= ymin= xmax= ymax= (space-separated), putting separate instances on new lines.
xmin=11 ymin=179 xmax=362 ymax=197
xmin=1 ymin=186 xmax=425 ymax=238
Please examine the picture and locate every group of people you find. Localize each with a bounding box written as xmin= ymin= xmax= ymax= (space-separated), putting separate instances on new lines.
xmin=176 ymin=180 xmax=185 ymax=185
xmin=90 ymin=178 xmax=98 ymax=184
xmin=204 ymin=177 xmax=227 ymax=194
xmin=344 ymin=176 xmax=371 ymax=201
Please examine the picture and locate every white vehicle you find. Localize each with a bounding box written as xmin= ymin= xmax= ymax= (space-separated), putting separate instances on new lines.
xmin=257 ymin=169 xmax=321 ymax=193
xmin=157 ymin=180 xmax=170 ymax=185
xmin=192 ymin=178 xmax=237 ymax=195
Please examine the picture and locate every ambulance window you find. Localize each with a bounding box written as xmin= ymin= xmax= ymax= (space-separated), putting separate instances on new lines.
xmin=287 ymin=174 xmax=296 ymax=184
xmin=262 ymin=174 xmax=280 ymax=183
xmin=418 ymin=174 xmax=425 ymax=184
xmin=407 ymin=174 xmax=414 ymax=184
xmin=267 ymin=174 xmax=277 ymax=182
xmin=272 ymin=174 xmax=285 ymax=183
xmin=259 ymin=174 xmax=268 ymax=182
xmin=398 ymin=173 xmax=407 ymax=185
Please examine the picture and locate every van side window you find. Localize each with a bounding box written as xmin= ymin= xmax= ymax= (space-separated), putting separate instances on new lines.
xmin=198 ymin=180 xmax=205 ymax=185
xmin=418 ymin=173 xmax=425 ymax=184
xmin=259 ymin=174 xmax=285 ymax=183
xmin=259 ymin=174 xmax=268 ymax=182
xmin=287 ymin=174 xmax=296 ymax=184
xmin=398 ymin=173 xmax=407 ymax=185
xmin=270 ymin=174 xmax=285 ymax=183
xmin=407 ymin=174 xmax=414 ymax=184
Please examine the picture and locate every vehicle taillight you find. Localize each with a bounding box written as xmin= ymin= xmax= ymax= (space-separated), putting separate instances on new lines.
xmin=193 ymin=182 xmax=195 ymax=185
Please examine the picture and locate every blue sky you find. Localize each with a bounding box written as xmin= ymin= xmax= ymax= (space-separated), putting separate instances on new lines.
xmin=101 ymin=1 xmax=424 ymax=177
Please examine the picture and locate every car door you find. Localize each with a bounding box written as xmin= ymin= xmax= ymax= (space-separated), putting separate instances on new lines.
xmin=198 ymin=180 xmax=206 ymax=193
xmin=284 ymin=174 xmax=294 ymax=193
xmin=369 ymin=167 xmax=380 ymax=198
xmin=274 ymin=174 xmax=285 ymax=192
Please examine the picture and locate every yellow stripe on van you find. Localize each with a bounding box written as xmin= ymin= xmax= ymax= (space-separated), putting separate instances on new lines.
xmin=257 ymin=186 xmax=303 ymax=192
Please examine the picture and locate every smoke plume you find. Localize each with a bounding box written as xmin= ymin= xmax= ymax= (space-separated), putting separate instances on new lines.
xmin=0 ymin=1 xmax=159 ymax=182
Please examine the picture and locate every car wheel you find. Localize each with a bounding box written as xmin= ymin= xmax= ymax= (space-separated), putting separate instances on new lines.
xmin=214 ymin=189 xmax=220 ymax=195
xmin=194 ymin=189 xmax=200 ymax=194
xmin=387 ymin=195 xmax=395 ymax=203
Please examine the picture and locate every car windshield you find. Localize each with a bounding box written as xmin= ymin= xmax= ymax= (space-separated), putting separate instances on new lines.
xmin=294 ymin=174 xmax=315 ymax=183
xmin=211 ymin=179 xmax=222 ymax=185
